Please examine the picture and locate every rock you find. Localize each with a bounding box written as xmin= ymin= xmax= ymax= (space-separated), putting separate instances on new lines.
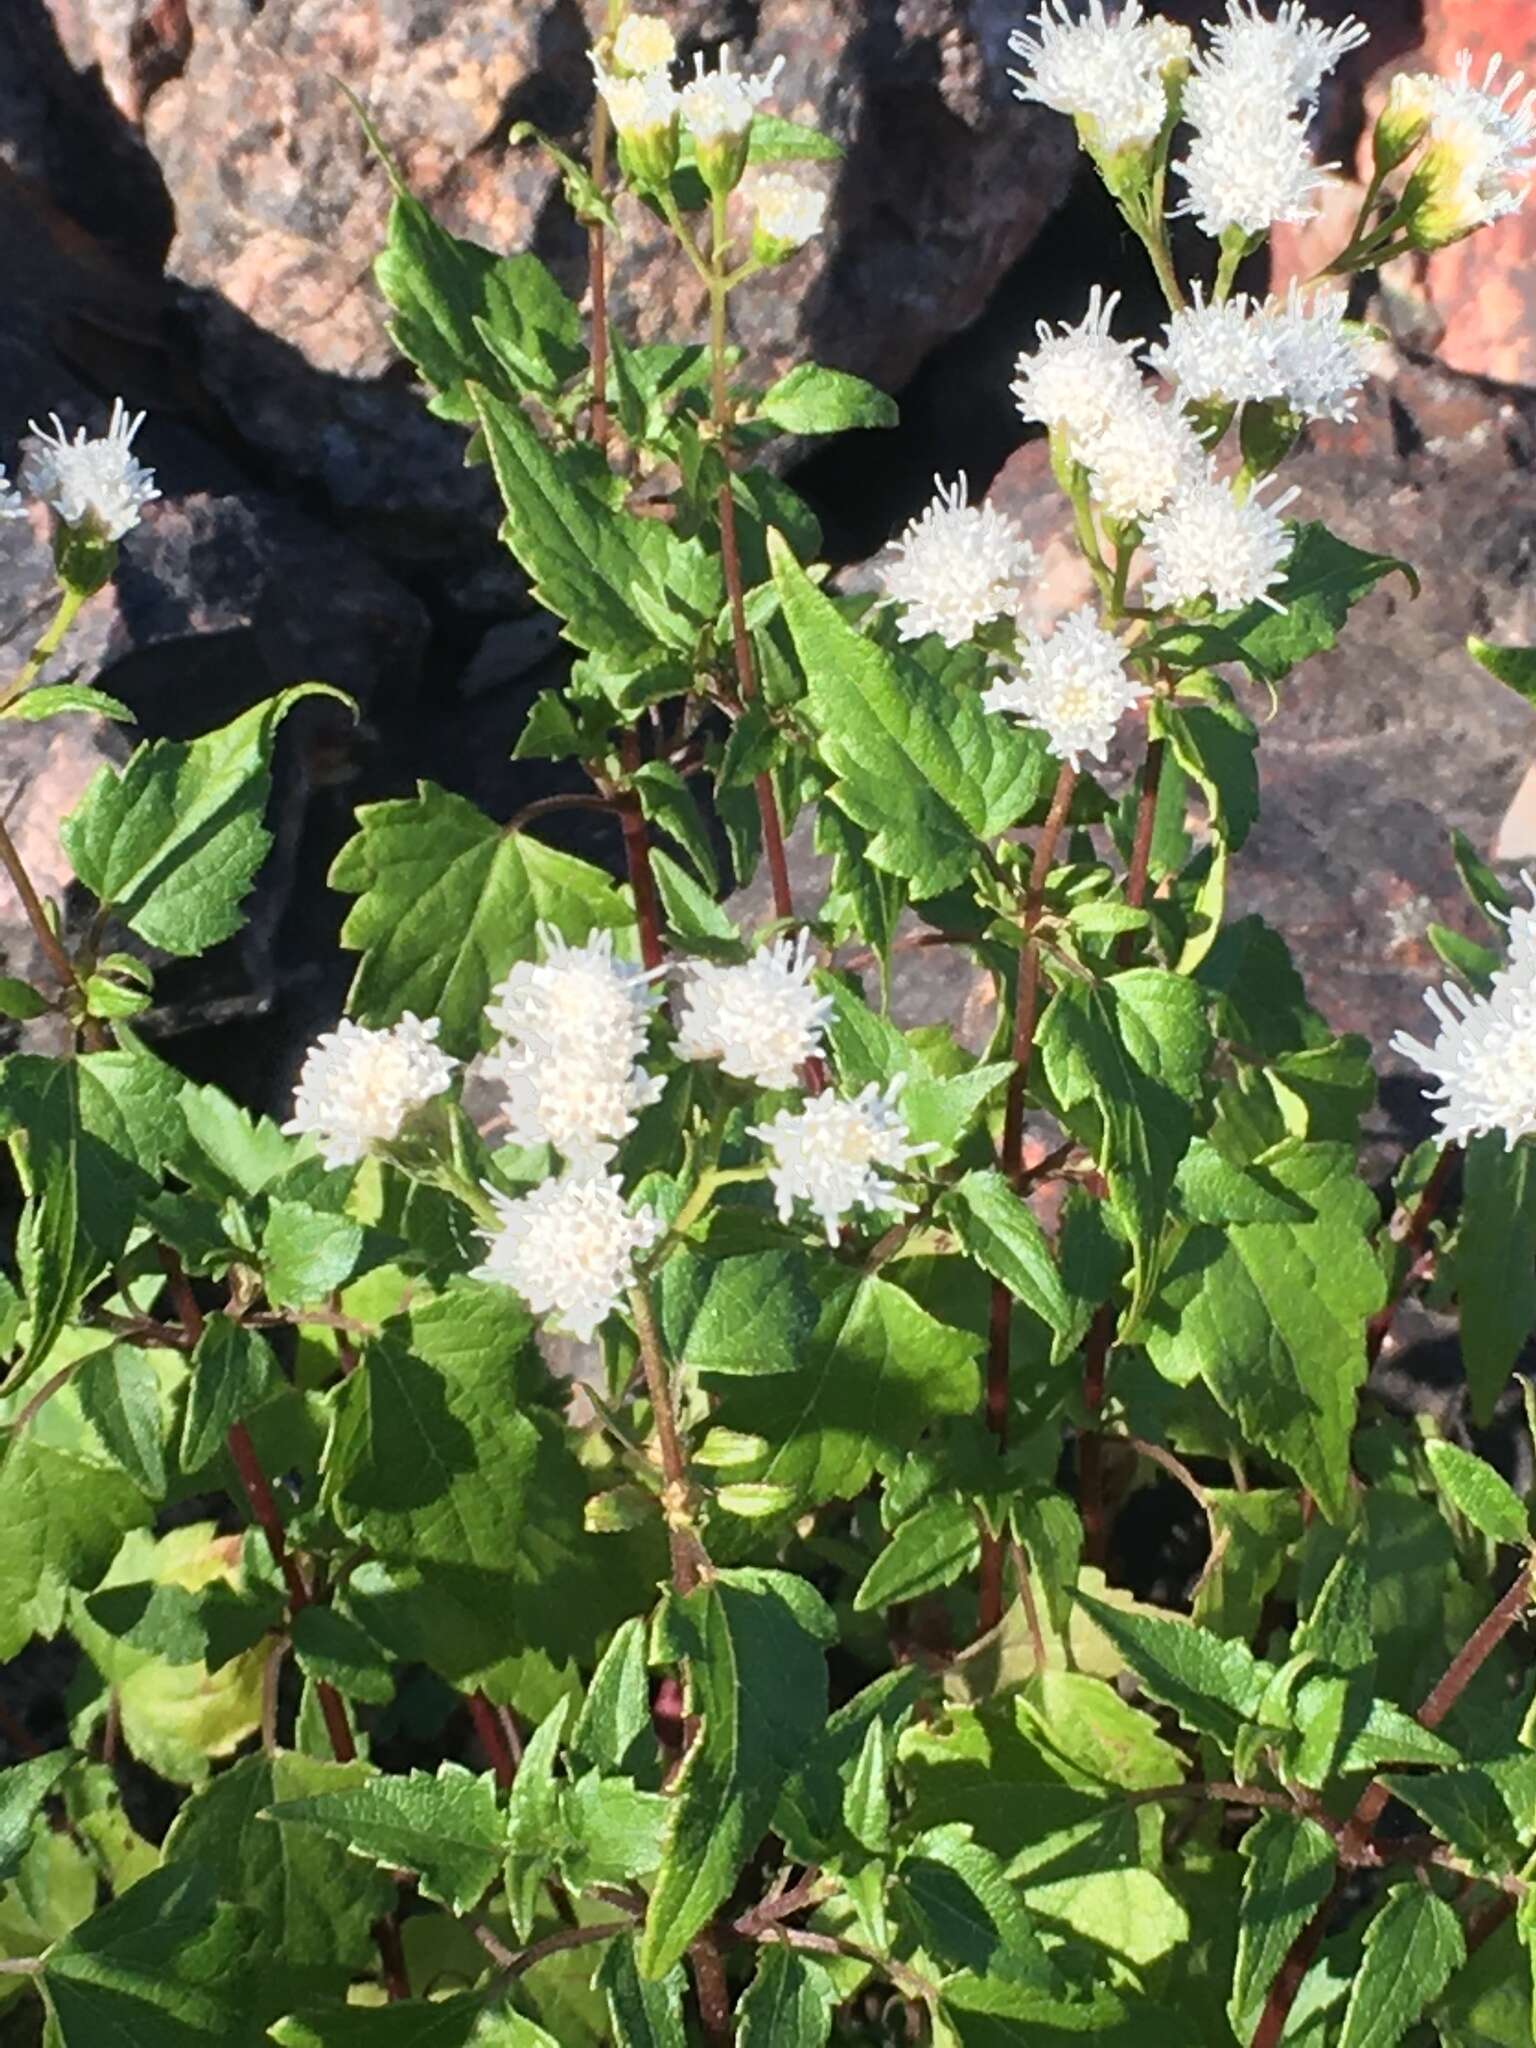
xmin=29 ymin=0 xmax=1073 ymax=567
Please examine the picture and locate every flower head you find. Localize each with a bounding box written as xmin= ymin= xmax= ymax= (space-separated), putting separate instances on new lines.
xmin=1400 ymin=53 xmax=1536 ymax=245
xmin=1391 ymin=965 xmax=1536 ymax=1150
xmin=680 ymin=45 xmax=784 ymax=144
xmin=476 ymin=1172 xmax=662 ymax=1342
xmin=285 ymin=1014 xmax=457 ymax=1168
xmin=1496 ymin=871 xmax=1536 ymax=967
xmin=486 ymin=926 xmax=658 ymax=1065
xmin=1012 ymin=287 xmax=1147 ymax=454
xmin=1078 ymin=389 xmax=1203 ymax=523
xmin=677 ymin=932 xmax=832 ymax=1089
xmin=1259 ymin=281 xmax=1371 ymax=423
xmin=1146 ymin=287 xmax=1286 ymax=407
xmin=484 ymin=1039 xmax=663 ymax=1172
xmin=1143 ymin=468 xmax=1299 ymax=612
xmin=22 ymin=398 xmax=159 ymax=542
xmin=1008 ymin=1 xmax=1183 ymax=158
xmin=880 ymin=474 xmax=1037 ymax=648
xmin=1175 ymin=90 xmax=1332 ymax=237
xmin=611 ymin=12 xmax=677 ymax=75
xmin=750 ymin=170 xmax=828 ymax=251
xmin=1199 ymin=2 xmax=1368 ymax=109
xmin=982 ymin=606 xmax=1143 ymax=769
xmin=753 ymin=1082 xmax=925 ymax=1244
xmin=592 ymin=58 xmax=681 ymax=138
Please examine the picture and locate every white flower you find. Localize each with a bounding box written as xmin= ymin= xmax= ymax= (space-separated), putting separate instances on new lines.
xmin=285 ymin=1014 xmax=457 ymax=1169
xmin=0 ymin=469 xmax=26 ymax=521
xmin=1259 ymin=281 xmax=1371 ymax=423
xmin=22 ymin=398 xmax=159 ymax=542
xmin=1012 ymin=287 xmax=1147 ymax=454
xmin=983 ymin=605 xmax=1143 ymax=769
xmin=1401 ymin=53 xmax=1536 ymax=242
xmin=1175 ymin=89 xmax=1332 ymax=238
xmin=753 ymin=1082 xmax=925 ymax=1245
xmin=880 ymin=474 xmax=1037 ymax=648
xmin=1142 ymin=467 xmax=1299 ymax=612
xmin=1199 ymin=2 xmax=1368 ymax=110
xmin=1078 ymin=390 xmax=1203 ymax=523
xmin=680 ymin=46 xmax=784 ymax=143
xmin=750 ymin=171 xmax=828 ymax=249
xmin=485 ymin=925 xmax=658 ymax=1065
xmin=611 ymin=12 xmax=677 ymax=75
xmin=476 ymin=1172 xmax=662 ymax=1342
xmin=1391 ymin=967 xmax=1536 ymax=1150
xmin=485 ymin=1039 xmax=663 ymax=1172
xmin=676 ymin=931 xmax=832 ymax=1089
xmin=1146 ymin=288 xmax=1286 ymax=407
xmin=593 ymin=58 xmax=681 ymax=136
xmin=1007 ymin=1 xmax=1182 ymax=158
xmin=1498 ymin=872 xmax=1536 ymax=967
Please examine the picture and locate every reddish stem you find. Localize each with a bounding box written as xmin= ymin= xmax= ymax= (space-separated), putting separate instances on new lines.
xmin=618 ymin=730 xmax=666 ymax=972
xmin=1115 ymin=735 xmax=1165 ymax=969
xmin=977 ymin=763 xmax=1078 ymax=1632
xmin=0 ymin=812 xmax=78 ymax=995
xmin=1365 ymin=1145 xmax=1458 ymax=1364
xmin=468 ymin=1689 xmax=518 ymax=1790
xmin=372 ymin=1911 xmax=412 ymax=2002
xmin=1078 ymin=1304 xmax=1116 ymax=1569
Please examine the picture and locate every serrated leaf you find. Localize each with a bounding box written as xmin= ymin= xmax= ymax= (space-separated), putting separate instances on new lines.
xmin=757 ymin=364 xmax=897 ymax=435
xmin=659 ymin=1250 xmax=819 ymax=1376
xmin=1075 ymin=1591 xmax=1268 ymax=1746
xmin=0 ymin=1752 xmax=72 ymax=1882
xmin=570 ymin=1618 xmax=654 ymax=1781
xmin=260 ymin=1199 xmax=366 ymax=1311
xmin=900 ymin=1062 xmax=1014 ymax=1160
xmin=0 ymin=975 xmax=49 ymax=1019
xmin=1468 ymin=635 xmax=1536 ymax=707
xmin=1457 ymin=1133 xmax=1536 ymax=1424
xmin=1144 ymin=1143 xmax=1383 ymax=1519
xmin=736 ymin=1944 xmax=836 ymax=2048
xmin=61 ymin=685 xmax=347 ymax=956
xmin=596 ymin=1934 xmax=685 ymax=2048
xmin=332 ymin=782 xmax=630 ymax=1059
xmin=937 ymin=1169 xmax=1073 ymax=1336
xmin=631 ymin=762 xmax=717 ymax=890
xmin=266 ymin=1763 xmax=502 ymax=1913
xmin=291 ymin=1608 xmax=396 ymax=1705
xmin=271 ymin=1999 xmax=532 ymax=2047
xmin=1153 ymin=682 xmax=1259 ymax=851
xmin=75 ymin=1346 xmax=168 ymax=1496
xmin=1338 ymin=1886 xmax=1465 ymax=2048
xmin=772 ymin=534 xmax=1047 ymax=893
xmin=1381 ymin=1766 xmax=1524 ymax=1874
xmin=181 ymin=1318 xmax=282 ymax=1473
xmin=0 ymin=1437 xmax=151 ymax=1659
xmin=7 ymin=682 xmax=132 ymax=722
xmin=640 ymin=1569 xmax=832 ymax=1979
xmin=854 ymin=1497 xmax=981 ymax=1612
xmin=842 ymin=1716 xmax=892 ymax=1852
xmin=710 ymin=1271 xmax=980 ymax=1506
xmin=1425 ymin=1439 xmax=1529 ymax=1547
xmin=897 ymin=1823 xmax=1055 ymax=1985
xmin=1228 ymin=1813 xmax=1336 ymax=2041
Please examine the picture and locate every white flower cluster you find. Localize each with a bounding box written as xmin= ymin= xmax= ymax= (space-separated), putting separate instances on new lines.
xmin=1143 ymin=469 xmax=1299 ymax=613
xmin=1392 ymin=879 xmax=1536 ymax=1149
xmin=477 ymin=1174 xmax=663 ymax=1343
xmin=1397 ymin=52 xmax=1536 ymax=242
xmin=680 ymin=46 xmax=784 ymax=144
xmin=677 ymin=931 xmax=831 ymax=1089
xmin=984 ymin=606 xmax=1143 ymax=769
xmin=1008 ymin=1 xmax=1191 ymax=159
xmin=1176 ymin=2 xmax=1367 ymax=239
xmin=753 ymin=1083 xmax=927 ymax=1245
xmin=18 ymin=398 xmax=159 ymax=542
xmin=880 ymin=475 xmax=1037 ymax=648
xmin=751 ymin=171 xmax=828 ymax=250
xmin=285 ymin=1014 xmax=457 ymax=1169
xmin=1146 ymin=281 xmax=1370 ymax=423
xmin=482 ymin=926 xmax=661 ymax=1171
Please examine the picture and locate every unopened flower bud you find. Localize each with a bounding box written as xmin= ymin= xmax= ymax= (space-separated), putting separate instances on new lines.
xmin=1401 ymin=121 xmax=1497 ymax=249
xmin=610 ymin=12 xmax=676 ymax=78
xmin=1373 ymin=71 xmax=1434 ymax=174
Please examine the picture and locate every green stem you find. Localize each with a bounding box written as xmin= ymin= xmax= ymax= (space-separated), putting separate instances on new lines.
xmin=664 ymin=1164 xmax=768 ymax=1248
xmin=1213 ymin=234 xmax=1246 ymax=305
xmin=0 ymin=584 xmax=87 ymax=712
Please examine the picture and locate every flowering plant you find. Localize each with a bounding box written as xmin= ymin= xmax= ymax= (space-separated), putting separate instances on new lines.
xmin=3 ymin=4 xmax=1536 ymax=2043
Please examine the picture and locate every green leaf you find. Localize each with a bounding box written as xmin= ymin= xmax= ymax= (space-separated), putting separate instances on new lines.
xmin=42 ymin=1863 xmax=263 ymax=2046
xmin=290 ymin=1608 xmax=396 ymax=1705
xmin=1425 ymin=1440 xmax=1529 ymax=1546
xmin=261 ymin=1200 xmax=366 ymax=1311
xmin=659 ymin=1250 xmax=819 ymax=1377
xmin=937 ymin=1170 xmax=1073 ymax=1338
xmin=736 ymin=1945 xmax=836 ymax=2048
xmin=181 ymin=1318 xmax=282 ymax=1473
xmin=0 ymin=1752 xmax=72 ymax=1882
xmin=757 ymin=365 xmax=898 ymax=435
xmin=271 ymin=1999 xmax=533 ymax=2047
xmin=896 ymin=1823 xmax=1054 ymax=1985
xmin=1338 ymin=1887 xmax=1465 ymax=2048
xmin=1144 ymin=1144 xmax=1384 ymax=1519
xmin=1380 ymin=1766 xmax=1524 ymax=1874
xmin=0 ymin=1437 xmax=151 ymax=1658
xmin=772 ymin=534 xmax=1047 ymax=893
xmin=631 ymin=762 xmax=717 ymax=890
xmin=1039 ymin=969 xmax=1210 ymax=1294
xmin=640 ymin=1569 xmax=832 ymax=1979
xmin=1468 ymin=635 xmax=1536 ymax=708
xmin=332 ymin=782 xmax=630 ymax=1059
xmin=711 ymin=1271 xmax=980 ymax=1506
xmin=266 ymin=1763 xmax=502 ymax=1913
xmin=900 ymin=1062 xmax=1014 ymax=1161
xmin=163 ymin=1752 xmax=391 ymax=1982
xmin=854 ymin=1497 xmax=981 ymax=1612
xmin=1153 ymin=681 xmax=1259 ymax=851
xmin=842 ymin=1716 xmax=892 ymax=1852
xmin=61 ymin=685 xmax=347 ymax=956
xmin=570 ymin=1618 xmax=654 ymax=1782
xmin=649 ymin=846 xmax=741 ymax=952
xmin=76 ymin=1346 xmax=168 ymax=1495
xmin=1458 ymin=1133 xmax=1536 ymax=1423
xmin=1074 ymin=1591 xmax=1267 ymax=1746
xmin=0 ymin=975 xmax=49 ymax=1019
xmin=596 ymin=1934 xmax=686 ymax=2048
xmin=1192 ymin=1490 xmax=1304 ymax=1640
xmin=1228 ymin=1813 xmax=1336 ymax=2042
xmin=8 ymin=682 xmax=132 ymax=722
xmin=470 ymin=384 xmax=719 ymax=663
